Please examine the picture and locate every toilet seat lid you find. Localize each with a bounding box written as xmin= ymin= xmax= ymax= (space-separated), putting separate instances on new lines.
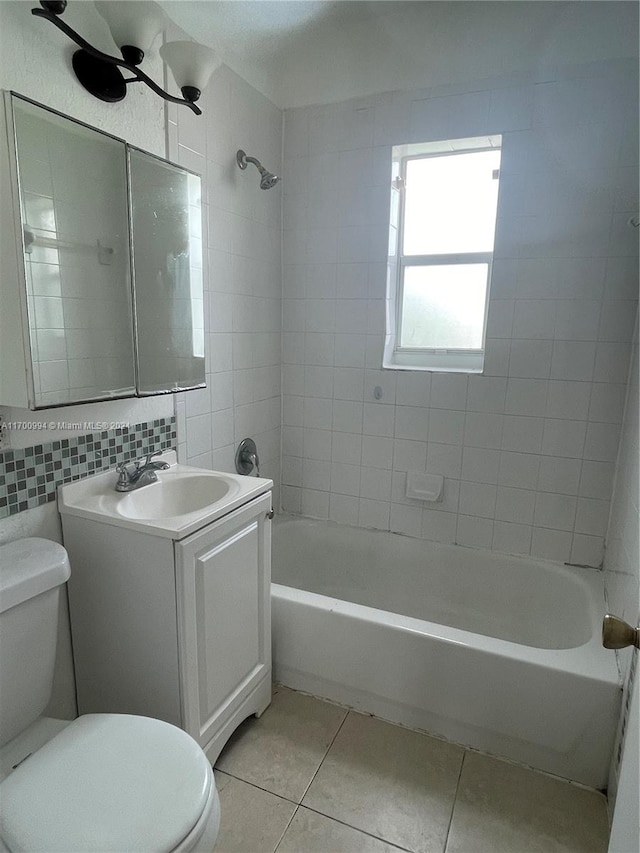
xmin=0 ymin=714 xmax=213 ymax=853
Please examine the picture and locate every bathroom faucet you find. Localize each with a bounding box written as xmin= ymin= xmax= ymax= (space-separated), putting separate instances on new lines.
xmin=115 ymin=450 xmax=170 ymax=492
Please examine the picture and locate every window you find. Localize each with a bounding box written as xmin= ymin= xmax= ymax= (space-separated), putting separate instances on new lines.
xmin=384 ymin=135 xmax=502 ymax=372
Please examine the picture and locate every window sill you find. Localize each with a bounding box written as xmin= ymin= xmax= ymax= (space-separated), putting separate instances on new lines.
xmin=383 ymin=348 xmax=484 ymax=373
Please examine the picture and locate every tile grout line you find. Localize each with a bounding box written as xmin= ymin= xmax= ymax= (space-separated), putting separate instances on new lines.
xmin=213 ymin=705 xmax=351 ymax=853
xmin=216 ymin=707 xmax=353 ymax=853
xmin=216 ymin=761 xmax=417 ymax=853
xmin=212 ymin=768 xmax=299 ymax=807
xmin=297 ymin=706 xmax=351 ymax=804
xmin=442 ymin=749 xmax=468 ymax=853
xmin=287 ymin=708 xmax=421 ymax=852
xmin=213 ymin=704 xmax=351 ymax=810
xmin=298 ymin=802 xmax=417 ymax=853
xmin=272 ymin=803 xmax=301 ymax=853
xmin=212 ymin=768 xmax=301 ymax=853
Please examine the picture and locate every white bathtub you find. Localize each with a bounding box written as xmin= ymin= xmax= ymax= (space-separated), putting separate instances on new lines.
xmin=271 ymin=516 xmax=621 ymax=789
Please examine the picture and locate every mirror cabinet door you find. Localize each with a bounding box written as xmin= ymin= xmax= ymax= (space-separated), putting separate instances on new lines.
xmin=12 ymin=96 xmax=136 ymax=407
xmin=128 ymin=148 xmax=205 ymax=396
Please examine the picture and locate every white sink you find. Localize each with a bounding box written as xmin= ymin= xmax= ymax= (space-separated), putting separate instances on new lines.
xmin=116 ymin=474 xmax=234 ymax=520
xmin=58 ymin=451 xmax=273 ymax=539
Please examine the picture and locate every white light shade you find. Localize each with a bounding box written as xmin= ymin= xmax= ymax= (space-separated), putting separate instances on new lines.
xmin=95 ymin=1 xmax=165 ymax=52
xmin=160 ymin=41 xmax=221 ymax=93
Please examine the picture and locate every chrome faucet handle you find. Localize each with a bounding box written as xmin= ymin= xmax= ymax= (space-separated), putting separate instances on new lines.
xmin=114 ymin=453 xmax=167 ymax=492
xmin=115 ymin=461 xmax=134 ymax=489
xmin=246 ymin=452 xmax=260 ymax=476
xmin=138 ymin=449 xmax=161 ymax=467
xmin=138 ymin=450 xmax=170 ymax=471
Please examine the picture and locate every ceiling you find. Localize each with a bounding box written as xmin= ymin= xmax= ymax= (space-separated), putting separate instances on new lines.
xmin=160 ymin=0 xmax=405 ymax=105
xmin=161 ymin=1 xmax=400 ymax=55
xmin=159 ymin=1 xmax=639 ymax=108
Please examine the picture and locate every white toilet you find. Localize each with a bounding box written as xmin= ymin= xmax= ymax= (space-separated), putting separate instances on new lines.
xmin=0 ymin=538 xmax=221 ymax=853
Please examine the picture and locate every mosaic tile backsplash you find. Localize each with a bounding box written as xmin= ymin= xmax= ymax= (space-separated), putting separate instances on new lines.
xmin=0 ymin=417 xmax=176 ymax=519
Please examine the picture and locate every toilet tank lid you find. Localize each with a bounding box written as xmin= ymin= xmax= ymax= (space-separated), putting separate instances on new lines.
xmin=0 ymin=538 xmax=70 ymax=613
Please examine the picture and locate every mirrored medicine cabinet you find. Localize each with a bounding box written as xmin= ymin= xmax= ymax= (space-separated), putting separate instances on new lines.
xmin=0 ymin=92 xmax=205 ymax=410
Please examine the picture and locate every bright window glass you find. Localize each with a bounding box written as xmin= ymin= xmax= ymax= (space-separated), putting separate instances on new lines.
xmin=403 ymin=150 xmax=501 ymax=255
xmin=400 ymin=264 xmax=489 ymax=349
xmin=384 ymin=136 xmax=502 ymax=373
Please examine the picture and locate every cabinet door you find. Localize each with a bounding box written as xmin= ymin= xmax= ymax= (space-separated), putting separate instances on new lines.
xmin=176 ymin=492 xmax=272 ymax=749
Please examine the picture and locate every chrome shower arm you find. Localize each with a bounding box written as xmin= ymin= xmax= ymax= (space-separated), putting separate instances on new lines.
xmin=236 ymin=150 xmax=280 ymax=189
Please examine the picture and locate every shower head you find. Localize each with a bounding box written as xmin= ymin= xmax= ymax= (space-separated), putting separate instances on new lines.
xmin=236 ymin=149 xmax=280 ymax=190
xmin=258 ymin=169 xmax=279 ymax=190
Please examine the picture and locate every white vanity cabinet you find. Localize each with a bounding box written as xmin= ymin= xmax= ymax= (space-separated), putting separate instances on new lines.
xmin=61 ymin=489 xmax=272 ymax=764
xmin=176 ymin=493 xmax=272 ymax=758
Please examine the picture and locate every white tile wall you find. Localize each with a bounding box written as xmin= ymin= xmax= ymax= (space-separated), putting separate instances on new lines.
xmin=604 ymin=315 xmax=639 ymax=687
xmin=170 ymin=64 xmax=282 ymax=499
xmin=281 ymin=58 xmax=638 ymax=564
xmin=603 ymin=315 xmax=638 ymax=807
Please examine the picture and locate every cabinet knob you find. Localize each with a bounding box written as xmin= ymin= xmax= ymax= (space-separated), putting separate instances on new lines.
xmin=266 ymin=509 xmax=274 ymax=520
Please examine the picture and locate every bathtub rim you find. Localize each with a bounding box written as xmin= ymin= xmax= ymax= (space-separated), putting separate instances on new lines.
xmin=273 ymin=513 xmax=602 ymax=586
xmin=271 ymin=580 xmax=618 ymax=686
xmin=272 ymin=515 xmax=615 ymax=669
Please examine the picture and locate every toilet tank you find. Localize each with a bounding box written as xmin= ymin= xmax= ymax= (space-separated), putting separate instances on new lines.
xmin=0 ymin=538 xmax=71 ymax=747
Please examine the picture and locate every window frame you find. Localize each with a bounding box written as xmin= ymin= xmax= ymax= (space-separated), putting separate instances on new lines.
xmin=383 ymin=136 xmax=502 ymax=373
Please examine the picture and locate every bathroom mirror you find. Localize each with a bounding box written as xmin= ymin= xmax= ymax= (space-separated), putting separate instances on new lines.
xmin=0 ymin=92 xmax=205 ymax=409
xmin=11 ymin=95 xmax=136 ymax=407
xmin=129 ymin=148 xmax=205 ymax=396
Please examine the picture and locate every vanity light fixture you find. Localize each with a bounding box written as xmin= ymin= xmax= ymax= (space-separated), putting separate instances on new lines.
xmin=31 ymin=1 xmax=220 ymax=115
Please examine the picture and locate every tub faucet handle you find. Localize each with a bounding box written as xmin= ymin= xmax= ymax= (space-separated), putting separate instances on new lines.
xmin=235 ymin=437 xmax=260 ymax=476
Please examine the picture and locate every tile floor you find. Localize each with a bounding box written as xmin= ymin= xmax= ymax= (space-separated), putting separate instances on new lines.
xmin=213 ymin=684 xmax=610 ymax=853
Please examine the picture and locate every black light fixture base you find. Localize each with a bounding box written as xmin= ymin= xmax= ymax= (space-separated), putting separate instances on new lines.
xmin=33 ymin=4 xmax=203 ymax=115
xmin=72 ymin=49 xmax=126 ymax=103
xmin=121 ymin=45 xmax=144 ymax=66
xmin=40 ymin=0 xmax=67 ymax=14
xmin=181 ymin=85 xmax=201 ymax=104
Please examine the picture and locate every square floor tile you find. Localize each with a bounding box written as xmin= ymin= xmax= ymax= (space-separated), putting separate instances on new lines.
xmin=215 ymin=684 xmax=348 ymax=802
xmin=445 ymin=752 xmax=610 ymax=853
xmin=303 ymin=712 xmax=464 ymax=853
xmin=277 ymin=807 xmax=406 ymax=852
xmin=214 ymin=771 xmax=296 ymax=853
